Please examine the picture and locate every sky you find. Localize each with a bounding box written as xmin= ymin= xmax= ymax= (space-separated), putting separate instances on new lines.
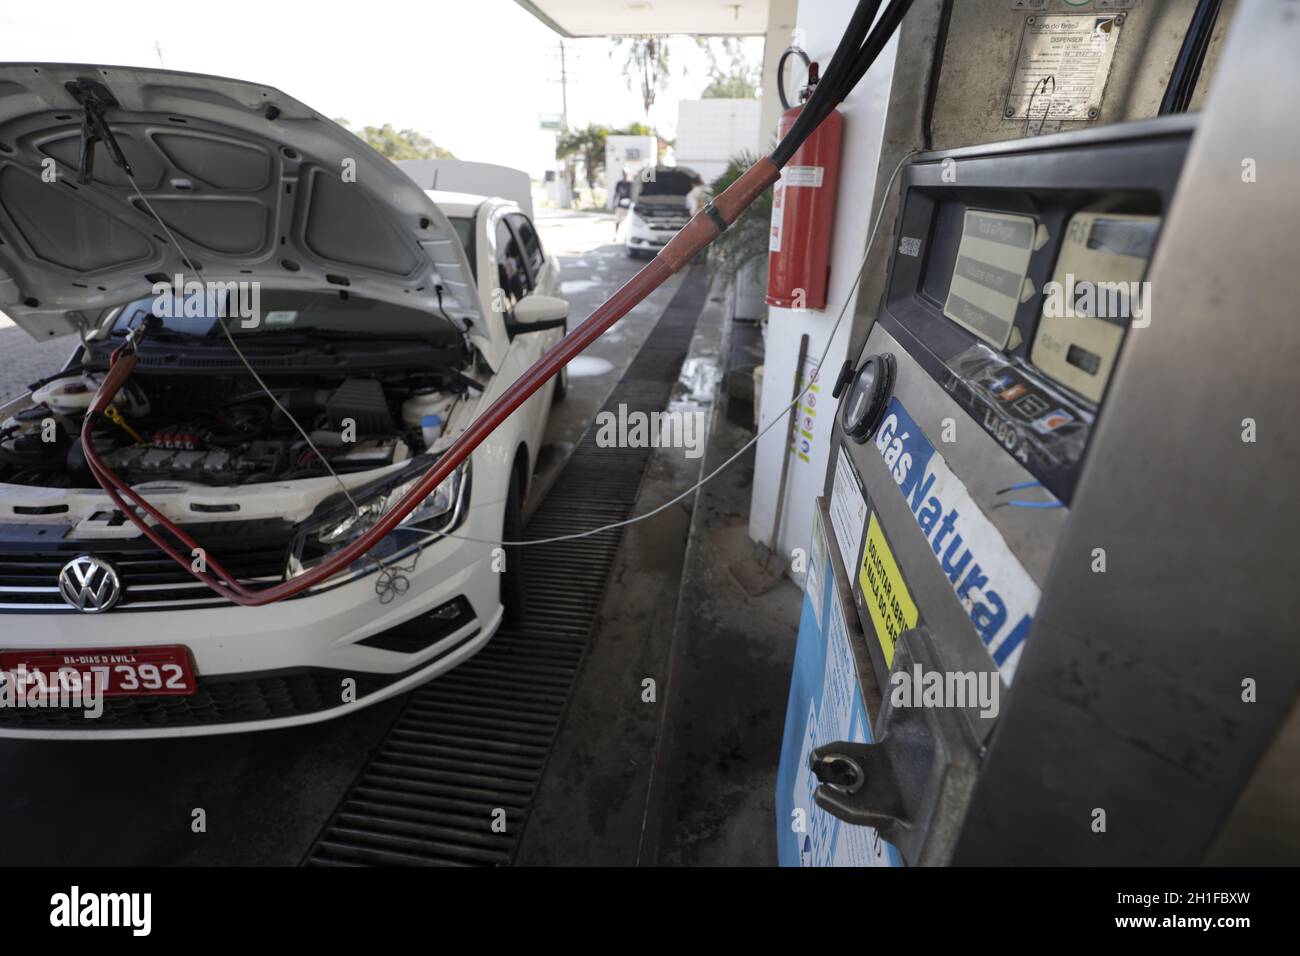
xmin=0 ymin=0 xmax=763 ymax=178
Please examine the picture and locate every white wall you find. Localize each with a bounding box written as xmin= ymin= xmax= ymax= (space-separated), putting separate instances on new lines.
xmin=748 ymin=0 xmax=897 ymax=582
xmin=758 ymin=0 xmax=800 ymax=150
xmin=675 ymin=99 xmax=763 ymax=184
xmin=605 ymin=135 xmax=658 ymax=207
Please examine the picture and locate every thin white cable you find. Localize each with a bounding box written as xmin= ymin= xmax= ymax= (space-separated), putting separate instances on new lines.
xmin=124 ymin=176 xmax=363 ymax=515
xmin=442 ymin=148 xmax=918 ymax=549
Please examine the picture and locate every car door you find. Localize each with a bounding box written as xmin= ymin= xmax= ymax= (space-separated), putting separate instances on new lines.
xmin=491 ymin=210 xmax=554 ymax=477
xmin=508 ymin=210 xmax=566 ymax=410
xmin=509 ymin=213 xmax=557 ymax=298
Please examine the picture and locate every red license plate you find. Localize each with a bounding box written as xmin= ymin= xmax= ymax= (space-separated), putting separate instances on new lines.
xmin=0 ymin=645 xmax=197 ymax=696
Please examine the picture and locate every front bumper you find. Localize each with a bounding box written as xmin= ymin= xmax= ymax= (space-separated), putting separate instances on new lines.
xmin=626 ymin=216 xmax=685 ymax=251
xmin=0 ymin=510 xmax=502 ymax=739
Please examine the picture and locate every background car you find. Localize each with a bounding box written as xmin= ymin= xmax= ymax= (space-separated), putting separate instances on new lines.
xmin=623 ymin=165 xmax=700 ymax=258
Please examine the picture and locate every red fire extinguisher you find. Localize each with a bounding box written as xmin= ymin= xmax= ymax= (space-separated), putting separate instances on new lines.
xmin=767 ymin=53 xmax=843 ymax=311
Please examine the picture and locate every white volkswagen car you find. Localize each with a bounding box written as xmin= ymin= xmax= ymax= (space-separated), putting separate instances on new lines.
xmin=0 ymin=64 xmax=567 ymax=737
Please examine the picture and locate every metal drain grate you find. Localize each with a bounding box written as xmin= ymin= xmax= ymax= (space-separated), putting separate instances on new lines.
xmin=305 ymin=266 xmax=710 ymax=866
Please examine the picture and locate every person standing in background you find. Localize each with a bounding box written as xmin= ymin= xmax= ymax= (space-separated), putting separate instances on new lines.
xmin=686 ymin=174 xmax=710 ymax=217
xmin=612 ymin=168 xmax=633 ymax=239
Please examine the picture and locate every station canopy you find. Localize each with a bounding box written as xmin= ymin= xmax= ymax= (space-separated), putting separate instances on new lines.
xmin=515 ymin=0 xmax=769 ymax=36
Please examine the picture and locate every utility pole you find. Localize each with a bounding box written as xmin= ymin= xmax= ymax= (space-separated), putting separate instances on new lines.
xmin=559 ymin=39 xmax=569 ymax=131
xmin=559 ymin=41 xmax=571 ymax=207
xmin=545 ymin=40 xmax=578 ymax=129
xmin=546 ymin=41 xmax=579 ymax=208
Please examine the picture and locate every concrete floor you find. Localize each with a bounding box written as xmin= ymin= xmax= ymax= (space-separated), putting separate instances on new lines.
xmin=0 ymin=313 xmax=75 ymax=402
xmin=647 ymin=318 xmax=804 ymax=866
xmin=515 ymin=266 xmax=724 ymax=865
xmin=0 ymin=209 xmax=687 ymax=866
xmin=523 ymin=208 xmax=687 ymax=516
xmin=513 ymin=286 xmax=806 ymax=867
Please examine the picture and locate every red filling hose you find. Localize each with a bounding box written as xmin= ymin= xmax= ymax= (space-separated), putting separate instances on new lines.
xmin=80 ymin=160 xmax=782 ymax=606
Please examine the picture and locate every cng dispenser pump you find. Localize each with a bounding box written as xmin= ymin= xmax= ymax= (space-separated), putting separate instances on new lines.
xmin=779 ymin=0 xmax=1299 ymax=866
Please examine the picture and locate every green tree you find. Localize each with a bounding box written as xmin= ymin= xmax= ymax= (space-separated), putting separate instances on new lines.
xmin=612 ymin=36 xmax=671 ymax=120
xmin=556 ymin=123 xmax=610 ymax=190
xmin=696 ymin=37 xmax=761 ymax=99
xmin=335 ymin=119 xmax=456 ymax=160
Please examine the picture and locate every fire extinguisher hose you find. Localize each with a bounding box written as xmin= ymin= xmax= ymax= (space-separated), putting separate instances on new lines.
xmin=80 ymin=0 xmax=915 ymax=607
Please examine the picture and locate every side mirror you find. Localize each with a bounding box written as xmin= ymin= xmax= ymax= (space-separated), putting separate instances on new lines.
xmin=509 ymin=294 xmax=568 ymax=333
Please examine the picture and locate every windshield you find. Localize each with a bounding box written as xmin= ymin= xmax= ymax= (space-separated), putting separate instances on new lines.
xmin=111 ymin=289 xmax=457 ymax=341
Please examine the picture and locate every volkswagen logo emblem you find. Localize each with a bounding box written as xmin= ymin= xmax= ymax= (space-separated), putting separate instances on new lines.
xmin=57 ymin=555 xmax=123 ymax=613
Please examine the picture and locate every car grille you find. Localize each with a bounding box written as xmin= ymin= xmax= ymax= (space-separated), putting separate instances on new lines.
xmin=636 ymin=203 xmax=689 ymax=230
xmin=640 ymin=213 xmax=688 ymax=231
xmin=0 ymin=531 xmax=290 ymax=612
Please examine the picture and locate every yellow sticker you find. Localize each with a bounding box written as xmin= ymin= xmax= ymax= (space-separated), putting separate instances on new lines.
xmin=858 ymin=512 xmax=919 ymax=666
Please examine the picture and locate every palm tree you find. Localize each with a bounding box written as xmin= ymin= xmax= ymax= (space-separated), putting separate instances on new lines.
xmin=556 ymin=123 xmax=610 ymax=191
xmin=696 ymin=37 xmax=761 ymax=99
xmin=612 ymin=36 xmax=671 ymax=122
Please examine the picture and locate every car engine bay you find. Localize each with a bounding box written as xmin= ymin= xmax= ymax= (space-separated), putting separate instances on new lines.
xmin=0 ymin=367 xmax=467 ymax=489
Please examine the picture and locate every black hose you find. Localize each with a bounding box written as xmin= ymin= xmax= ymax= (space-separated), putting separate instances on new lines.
xmin=769 ymin=0 xmax=917 ymax=169
xmin=777 ymin=47 xmax=812 ymax=111
xmin=771 ymin=0 xmax=883 ymax=167
xmin=771 ymin=2 xmax=875 ymax=164
xmin=921 ymin=0 xmax=953 ymax=150
xmin=1159 ymin=0 xmax=1222 ymax=115
xmin=816 ymin=0 xmax=885 ymax=106
xmin=25 ymin=363 xmax=92 ymax=392
xmin=835 ymin=0 xmax=917 ymax=100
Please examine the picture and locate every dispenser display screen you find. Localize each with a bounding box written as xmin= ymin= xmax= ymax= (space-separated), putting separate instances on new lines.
xmin=1031 ymin=211 xmax=1160 ymax=403
xmin=942 ymin=210 xmax=1037 ymax=349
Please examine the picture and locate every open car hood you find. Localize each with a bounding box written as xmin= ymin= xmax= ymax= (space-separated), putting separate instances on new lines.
xmin=0 ymin=64 xmax=483 ymax=350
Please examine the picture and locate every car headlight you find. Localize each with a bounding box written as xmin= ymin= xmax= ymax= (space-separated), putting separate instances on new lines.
xmin=289 ymin=462 xmax=469 ymax=578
